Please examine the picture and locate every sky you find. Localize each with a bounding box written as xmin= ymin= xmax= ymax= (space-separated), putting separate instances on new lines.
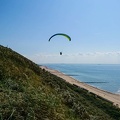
xmin=0 ymin=0 xmax=120 ymax=64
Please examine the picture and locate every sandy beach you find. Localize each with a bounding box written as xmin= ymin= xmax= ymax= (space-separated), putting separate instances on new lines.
xmin=40 ymin=66 xmax=120 ymax=108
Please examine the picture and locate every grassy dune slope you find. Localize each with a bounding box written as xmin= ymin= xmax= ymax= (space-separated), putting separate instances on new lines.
xmin=0 ymin=45 xmax=120 ymax=120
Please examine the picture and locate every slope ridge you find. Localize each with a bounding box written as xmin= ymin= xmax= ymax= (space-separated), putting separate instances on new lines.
xmin=0 ymin=45 xmax=120 ymax=120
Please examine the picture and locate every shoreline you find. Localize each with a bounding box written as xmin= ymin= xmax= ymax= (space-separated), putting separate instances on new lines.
xmin=40 ymin=65 xmax=120 ymax=108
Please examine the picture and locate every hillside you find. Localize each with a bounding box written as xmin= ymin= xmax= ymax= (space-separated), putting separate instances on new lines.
xmin=0 ymin=45 xmax=120 ymax=120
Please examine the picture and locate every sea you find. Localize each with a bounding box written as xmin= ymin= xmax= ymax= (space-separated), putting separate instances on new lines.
xmin=41 ymin=64 xmax=120 ymax=94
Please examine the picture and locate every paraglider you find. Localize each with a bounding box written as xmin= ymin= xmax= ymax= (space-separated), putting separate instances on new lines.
xmin=48 ymin=33 xmax=71 ymax=55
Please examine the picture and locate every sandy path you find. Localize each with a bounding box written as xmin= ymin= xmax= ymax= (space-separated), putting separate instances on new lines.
xmin=40 ymin=66 xmax=120 ymax=108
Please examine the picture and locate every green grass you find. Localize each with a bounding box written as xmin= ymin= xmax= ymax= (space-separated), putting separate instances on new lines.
xmin=0 ymin=45 xmax=120 ymax=120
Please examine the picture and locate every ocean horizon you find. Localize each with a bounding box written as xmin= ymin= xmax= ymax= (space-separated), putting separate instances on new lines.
xmin=41 ymin=64 xmax=120 ymax=94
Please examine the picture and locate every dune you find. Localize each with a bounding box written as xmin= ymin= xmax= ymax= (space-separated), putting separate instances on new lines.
xmin=40 ymin=66 xmax=120 ymax=108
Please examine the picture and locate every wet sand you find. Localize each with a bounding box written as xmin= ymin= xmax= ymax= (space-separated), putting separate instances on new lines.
xmin=40 ymin=66 xmax=120 ymax=108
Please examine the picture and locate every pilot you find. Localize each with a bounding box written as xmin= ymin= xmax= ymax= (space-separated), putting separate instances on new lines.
xmin=60 ymin=52 xmax=62 ymax=55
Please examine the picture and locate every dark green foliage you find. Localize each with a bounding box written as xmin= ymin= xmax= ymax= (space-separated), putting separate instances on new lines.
xmin=0 ymin=45 xmax=120 ymax=120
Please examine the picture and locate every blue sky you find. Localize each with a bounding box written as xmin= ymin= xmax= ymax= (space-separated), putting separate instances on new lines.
xmin=0 ymin=0 xmax=120 ymax=64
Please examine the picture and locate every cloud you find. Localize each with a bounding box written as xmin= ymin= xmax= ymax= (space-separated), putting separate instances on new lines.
xmin=26 ymin=51 xmax=120 ymax=64
xmin=79 ymin=51 xmax=120 ymax=56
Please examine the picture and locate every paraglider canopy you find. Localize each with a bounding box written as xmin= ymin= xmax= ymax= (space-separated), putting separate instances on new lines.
xmin=48 ymin=33 xmax=71 ymax=41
